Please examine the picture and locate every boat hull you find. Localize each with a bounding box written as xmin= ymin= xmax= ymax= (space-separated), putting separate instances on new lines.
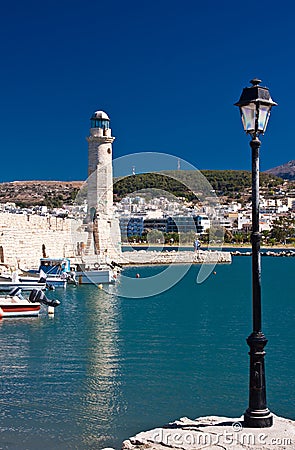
xmin=23 ymin=277 xmax=66 ymax=288
xmin=76 ymin=269 xmax=115 ymax=284
xmin=46 ymin=279 xmax=67 ymax=288
xmin=0 ymin=282 xmax=46 ymax=292
xmin=19 ymin=275 xmax=66 ymax=289
xmin=0 ymin=298 xmax=41 ymax=317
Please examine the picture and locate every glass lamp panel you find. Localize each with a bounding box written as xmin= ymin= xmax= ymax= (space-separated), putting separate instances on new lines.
xmin=258 ymin=104 xmax=271 ymax=133
xmin=240 ymin=103 xmax=256 ymax=132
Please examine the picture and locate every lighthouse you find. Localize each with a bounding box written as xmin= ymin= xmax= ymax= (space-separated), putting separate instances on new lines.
xmin=86 ymin=111 xmax=121 ymax=257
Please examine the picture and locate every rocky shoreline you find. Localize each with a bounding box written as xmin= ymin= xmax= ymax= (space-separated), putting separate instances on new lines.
xmin=231 ymin=250 xmax=295 ymax=257
xmin=121 ymin=414 xmax=295 ymax=450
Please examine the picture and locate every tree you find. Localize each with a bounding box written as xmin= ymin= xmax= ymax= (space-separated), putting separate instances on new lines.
xmin=270 ymin=217 xmax=295 ymax=244
xmin=147 ymin=229 xmax=165 ymax=244
xmin=233 ymin=233 xmax=244 ymax=244
xmin=224 ymin=229 xmax=233 ymax=243
xmin=164 ymin=232 xmax=179 ymax=244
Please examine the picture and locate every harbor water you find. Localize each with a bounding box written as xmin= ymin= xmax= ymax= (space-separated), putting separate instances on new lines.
xmin=0 ymin=256 xmax=294 ymax=449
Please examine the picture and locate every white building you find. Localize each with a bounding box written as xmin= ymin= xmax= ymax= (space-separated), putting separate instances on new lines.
xmin=195 ymin=215 xmax=210 ymax=233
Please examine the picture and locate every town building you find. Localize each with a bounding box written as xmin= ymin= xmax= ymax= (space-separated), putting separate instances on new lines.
xmin=120 ymin=217 xmax=144 ymax=238
xmin=119 ymin=214 xmax=211 ymax=237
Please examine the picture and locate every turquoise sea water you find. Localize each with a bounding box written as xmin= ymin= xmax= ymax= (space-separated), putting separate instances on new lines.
xmin=0 ymin=257 xmax=294 ymax=449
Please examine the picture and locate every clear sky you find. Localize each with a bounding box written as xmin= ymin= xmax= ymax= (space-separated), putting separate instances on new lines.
xmin=0 ymin=0 xmax=294 ymax=181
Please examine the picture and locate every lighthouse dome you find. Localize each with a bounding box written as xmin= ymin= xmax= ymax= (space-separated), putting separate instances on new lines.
xmin=90 ymin=110 xmax=110 ymax=129
xmin=91 ymin=111 xmax=110 ymax=120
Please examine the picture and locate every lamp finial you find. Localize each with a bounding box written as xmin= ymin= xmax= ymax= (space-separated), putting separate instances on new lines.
xmin=250 ymin=78 xmax=262 ymax=86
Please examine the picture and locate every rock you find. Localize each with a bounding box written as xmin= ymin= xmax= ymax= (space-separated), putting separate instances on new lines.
xmin=122 ymin=414 xmax=295 ymax=450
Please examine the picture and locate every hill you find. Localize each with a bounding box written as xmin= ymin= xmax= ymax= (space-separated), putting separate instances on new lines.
xmin=0 ymin=170 xmax=283 ymax=208
xmin=265 ymin=160 xmax=295 ymax=180
xmin=113 ymin=170 xmax=282 ymax=201
xmin=0 ymin=180 xmax=83 ymax=208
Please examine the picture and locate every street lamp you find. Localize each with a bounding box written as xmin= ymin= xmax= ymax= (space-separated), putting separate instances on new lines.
xmin=235 ymin=79 xmax=277 ymax=428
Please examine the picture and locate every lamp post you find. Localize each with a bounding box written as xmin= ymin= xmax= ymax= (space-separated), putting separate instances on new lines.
xmin=235 ymin=79 xmax=277 ymax=428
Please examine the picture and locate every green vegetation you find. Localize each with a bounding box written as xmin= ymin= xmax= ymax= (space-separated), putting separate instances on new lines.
xmin=202 ymin=170 xmax=282 ymax=197
xmin=268 ymin=217 xmax=295 ymax=244
xmin=114 ymin=170 xmax=282 ymax=201
xmin=43 ymin=193 xmax=64 ymax=208
xmin=123 ymin=231 xmax=199 ymax=245
xmin=114 ymin=172 xmax=198 ymax=202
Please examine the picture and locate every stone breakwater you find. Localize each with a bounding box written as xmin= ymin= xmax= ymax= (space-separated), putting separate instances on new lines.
xmin=118 ymin=250 xmax=232 ymax=265
xmin=122 ymin=414 xmax=295 ymax=450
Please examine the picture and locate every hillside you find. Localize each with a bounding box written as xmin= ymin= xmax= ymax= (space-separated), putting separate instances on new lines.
xmin=0 ymin=170 xmax=283 ymax=207
xmin=0 ymin=180 xmax=83 ymax=208
xmin=113 ymin=170 xmax=282 ymax=201
xmin=265 ymin=160 xmax=295 ymax=180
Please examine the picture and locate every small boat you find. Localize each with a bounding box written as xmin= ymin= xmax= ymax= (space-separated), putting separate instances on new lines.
xmin=23 ymin=258 xmax=71 ymax=288
xmin=71 ymin=262 xmax=118 ymax=285
xmin=0 ymin=273 xmax=47 ymax=292
xmin=0 ymin=288 xmax=60 ymax=318
xmin=19 ymin=274 xmax=66 ymax=289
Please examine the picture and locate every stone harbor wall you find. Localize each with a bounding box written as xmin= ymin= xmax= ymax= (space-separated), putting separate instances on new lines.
xmin=0 ymin=213 xmax=88 ymax=269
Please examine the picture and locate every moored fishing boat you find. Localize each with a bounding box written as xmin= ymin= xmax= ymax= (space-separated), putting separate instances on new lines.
xmin=71 ymin=262 xmax=118 ymax=284
xmin=22 ymin=258 xmax=71 ymax=288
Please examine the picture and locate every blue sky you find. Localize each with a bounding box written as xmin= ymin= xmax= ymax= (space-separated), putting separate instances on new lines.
xmin=0 ymin=0 xmax=294 ymax=181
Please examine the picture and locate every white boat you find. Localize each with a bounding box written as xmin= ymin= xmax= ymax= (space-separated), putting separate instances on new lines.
xmin=0 ymin=275 xmax=47 ymax=292
xmin=0 ymin=288 xmax=60 ymax=318
xmin=18 ymin=272 xmax=67 ymax=289
xmin=0 ymin=296 xmax=41 ymax=317
xmin=71 ymin=262 xmax=118 ymax=285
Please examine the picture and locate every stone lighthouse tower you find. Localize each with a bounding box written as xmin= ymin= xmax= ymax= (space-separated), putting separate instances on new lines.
xmin=86 ymin=111 xmax=121 ymax=258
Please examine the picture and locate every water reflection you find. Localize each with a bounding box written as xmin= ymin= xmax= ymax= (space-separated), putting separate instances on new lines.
xmin=76 ymin=288 xmax=125 ymax=448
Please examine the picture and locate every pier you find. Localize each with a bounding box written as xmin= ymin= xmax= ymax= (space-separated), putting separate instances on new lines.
xmin=118 ymin=249 xmax=232 ymax=266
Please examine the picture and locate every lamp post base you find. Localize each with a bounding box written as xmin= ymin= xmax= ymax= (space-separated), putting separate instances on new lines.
xmin=244 ymin=332 xmax=273 ymax=428
xmin=244 ymin=408 xmax=273 ymax=428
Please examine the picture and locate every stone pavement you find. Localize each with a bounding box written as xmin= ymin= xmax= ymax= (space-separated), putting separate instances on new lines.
xmin=121 ymin=415 xmax=295 ymax=450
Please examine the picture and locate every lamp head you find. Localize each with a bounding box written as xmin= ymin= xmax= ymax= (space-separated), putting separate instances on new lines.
xmin=235 ymin=79 xmax=277 ymax=137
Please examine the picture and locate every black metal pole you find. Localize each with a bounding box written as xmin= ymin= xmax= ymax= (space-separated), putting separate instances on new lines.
xmin=243 ymin=136 xmax=273 ymax=428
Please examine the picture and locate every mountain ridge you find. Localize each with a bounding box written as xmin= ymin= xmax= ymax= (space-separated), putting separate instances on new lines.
xmin=265 ymin=160 xmax=295 ymax=180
